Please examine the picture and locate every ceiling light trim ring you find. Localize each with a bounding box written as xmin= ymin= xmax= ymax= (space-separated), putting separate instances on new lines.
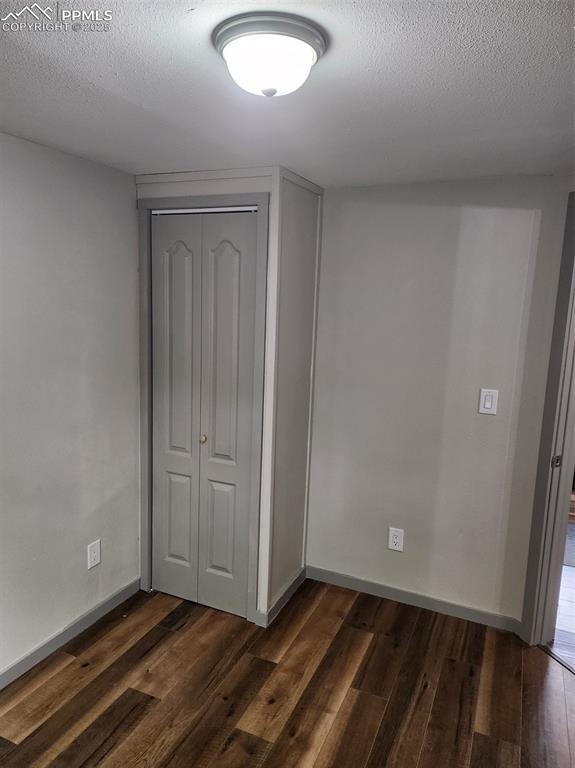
xmin=212 ymin=12 xmax=328 ymax=61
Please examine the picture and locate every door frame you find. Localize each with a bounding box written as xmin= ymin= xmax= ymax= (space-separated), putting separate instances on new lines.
xmin=522 ymin=192 xmax=575 ymax=645
xmin=137 ymin=193 xmax=269 ymax=624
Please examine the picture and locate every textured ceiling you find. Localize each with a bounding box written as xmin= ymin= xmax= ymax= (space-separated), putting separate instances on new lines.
xmin=0 ymin=0 xmax=572 ymax=187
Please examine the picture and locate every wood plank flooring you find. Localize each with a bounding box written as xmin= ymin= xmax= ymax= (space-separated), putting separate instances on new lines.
xmin=0 ymin=580 xmax=572 ymax=767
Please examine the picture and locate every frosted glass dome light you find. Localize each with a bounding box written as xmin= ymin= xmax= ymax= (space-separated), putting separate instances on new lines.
xmin=222 ymin=34 xmax=317 ymax=97
xmin=213 ymin=13 xmax=327 ymax=98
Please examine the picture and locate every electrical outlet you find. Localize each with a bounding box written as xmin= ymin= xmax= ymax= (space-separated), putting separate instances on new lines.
xmin=388 ymin=527 xmax=404 ymax=552
xmin=87 ymin=539 xmax=101 ymax=569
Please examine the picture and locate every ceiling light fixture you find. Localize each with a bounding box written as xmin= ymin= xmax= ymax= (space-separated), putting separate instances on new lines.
xmin=213 ymin=12 xmax=327 ymax=98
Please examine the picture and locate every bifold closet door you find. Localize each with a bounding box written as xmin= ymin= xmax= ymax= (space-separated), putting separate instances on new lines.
xmin=151 ymin=211 xmax=258 ymax=617
xmin=198 ymin=212 xmax=257 ymax=616
xmin=152 ymin=214 xmax=202 ymax=602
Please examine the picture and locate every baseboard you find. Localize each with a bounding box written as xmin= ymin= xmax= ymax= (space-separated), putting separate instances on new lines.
xmin=306 ymin=566 xmax=523 ymax=636
xmin=252 ymin=568 xmax=307 ymax=628
xmin=0 ymin=578 xmax=141 ymax=690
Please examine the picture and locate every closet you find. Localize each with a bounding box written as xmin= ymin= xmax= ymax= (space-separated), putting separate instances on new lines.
xmin=151 ymin=209 xmax=260 ymax=617
xmin=137 ymin=168 xmax=322 ymax=624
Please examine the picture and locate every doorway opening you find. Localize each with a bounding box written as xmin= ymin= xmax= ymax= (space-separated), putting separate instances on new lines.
xmin=522 ymin=191 xmax=574 ymax=658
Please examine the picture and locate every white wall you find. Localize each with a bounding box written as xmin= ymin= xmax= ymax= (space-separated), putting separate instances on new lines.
xmin=307 ymin=175 xmax=571 ymax=621
xmin=0 ymin=133 xmax=139 ymax=673
xmin=270 ymin=176 xmax=321 ymax=605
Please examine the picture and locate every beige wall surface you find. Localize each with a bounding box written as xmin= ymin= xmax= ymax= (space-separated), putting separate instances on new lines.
xmin=307 ymin=175 xmax=570 ymax=620
xmin=270 ymin=177 xmax=320 ymax=604
xmin=0 ymin=133 xmax=140 ymax=673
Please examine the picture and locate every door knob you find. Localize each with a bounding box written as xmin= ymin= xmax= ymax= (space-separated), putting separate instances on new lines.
xmin=199 ymin=434 xmax=208 ymax=444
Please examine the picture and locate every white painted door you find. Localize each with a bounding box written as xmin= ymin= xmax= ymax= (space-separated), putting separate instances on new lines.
xmin=152 ymin=214 xmax=202 ymax=602
xmin=198 ymin=213 xmax=258 ymax=615
xmin=151 ymin=211 xmax=258 ymax=617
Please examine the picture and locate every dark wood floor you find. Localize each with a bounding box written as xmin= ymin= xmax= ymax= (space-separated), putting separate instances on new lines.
xmin=0 ymin=580 xmax=572 ymax=767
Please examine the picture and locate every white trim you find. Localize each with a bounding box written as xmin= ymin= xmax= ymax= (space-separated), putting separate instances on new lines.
xmin=269 ymin=566 xmax=306 ymax=612
xmin=257 ymin=167 xmax=282 ymax=613
xmin=252 ymin=568 xmax=306 ymax=627
xmin=137 ymin=178 xmax=274 ymax=200
xmin=301 ymin=188 xmax=323 ymax=568
xmin=306 ymin=567 xmax=523 ymax=636
xmin=136 ymin=167 xmax=277 ymax=185
xmin=278 ymin=166 xmax=323 ymax=196
xmin=151 ymin=206 xmax=257 ymax=215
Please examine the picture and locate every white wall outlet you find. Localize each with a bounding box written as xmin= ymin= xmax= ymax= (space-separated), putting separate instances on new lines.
xmin=87 ymin=539 xmax=101 ymax=569
xmin=388 ymin=527 xmax=404 ymax=552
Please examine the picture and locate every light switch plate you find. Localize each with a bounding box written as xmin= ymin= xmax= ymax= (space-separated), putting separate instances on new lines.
xmin=479 ymin=388 xmax=498 ymax=415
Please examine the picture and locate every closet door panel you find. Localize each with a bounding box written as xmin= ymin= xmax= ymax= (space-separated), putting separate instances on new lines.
xmin=209 ymin=239 xmax=240 ymax=464
xmin=199 ymin=212 xmax=258 ymax=616
xmin=151 ymin=216 xmax=202 ymax=601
